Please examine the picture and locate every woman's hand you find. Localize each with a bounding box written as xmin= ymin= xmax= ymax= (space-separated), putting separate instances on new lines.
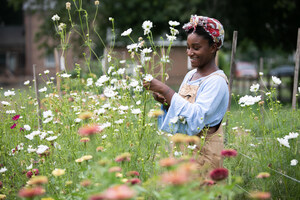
xmin=142 ymin=78 xmax=164 ymax=93
xmin=152 ymin=92 xmax=166 ymax=104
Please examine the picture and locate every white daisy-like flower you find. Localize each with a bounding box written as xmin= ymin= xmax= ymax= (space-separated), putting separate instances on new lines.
xmin=259 ymin=72 xmax=264 ymax=76
xmin=131 ymin=108 xmax=141 ymax=114
xmin=27 ymin=145 xmax=36 ymax=153
xmin=36 ymin=145 xmax=49 ymax=154
xmin=166 ymin=34 xmax=176 ymax=42
xmin=24 ymin=80 xmax=30 ymax=85
xmin=86 ymin=78 xmax=93 ymax=87
xmin=187 ymin=145 xmax=197 ymax=150
xmin=26 ymin=164 xmax=33 ymax=170
xmin=43 ymin=110 xmax=53 ymax=119
xmin=170 ymin=27 xmax=179 ymax=35
xmin=102 ymin=134 xmax=107 ymax=139
xmin=51 ymin=14 xmax=60 ymax=21
xmin=0 ymin=167 xmax=7 ymax=173
xmin=58 ymin=23 xmax=66 ymax=31
xmin=115 ymin=119 xmax=124 ymax=124
xmin=119 ymin=105 xmax=129 ymax=111
xmin=6 ymin=110 xmax=16 ymax=114
xmin=174 ymin=151 xmax=183 ymax=157
xmin=4 ymin=90 xmax=15 ymax=97
xmin=129 ymin=79 xmax=139 ymax=87
xmin=161 ymin=55 xmax=170 ymax=63
xmin=169 ymin=20 xmax=180 ymax=26
xmin=39 ymin=87 xmax=47 ymax=92
xmin=136 ymin=100 xmax=141 ymax=105
xmin=250 ymin=83 xmax=260 ymax=92
xmin=239 ymin=95 xmax=261 ymax=106
xmin=1 ymin=101 xmax=10 ymax=106
xmin=142 ymin=48 xmax=152 ymax=54
xmin=46 ymin=136 xmax=58 ymax=141
xmin=117 ymin=68 xmax=126 ymax=75
xmin=142 ymin=20 xmax=153 ymax=35
xmin=284 ymin=132 xmax=299 ymax=140
xmin=277 ymin=138 xmax=290 ymax=148
xmin=290 ymin=159 xmax=298 ymax=166
xmin=102 ymin=122 xmax=112 ymax=128
xmin=44 ymin=70 xmax=50 ymax=74
xmin=272 ymin=76 xmax=281 ymax=85
xmin=24 ymin=125 xmax=31 ymax=131
xmin=127 ymin=43 xmax=139 ymax=52
xmin=119 ymin=60 xmax=126 ymax=64
xmin=121 ymin=28 xmax=132 ymax=36
xmin=60 ymin=73 xmax=71 ymax=78
xmin=144 ymin=74 xmax=153 ymax=82
xmin=170 ymin=116 xmax=179 ymax=124
xmin=103 ymin=86 xmax=118 ymax=98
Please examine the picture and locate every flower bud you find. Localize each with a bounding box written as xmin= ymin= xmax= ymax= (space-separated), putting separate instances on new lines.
xmin=95 ymin=0 xmax=99 ymax=5
xmin=66 ymin=2 xmax=71 ymax=10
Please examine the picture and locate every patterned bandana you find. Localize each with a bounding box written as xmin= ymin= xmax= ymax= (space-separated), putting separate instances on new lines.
xmin=183 ymin=15 xmax=225 ymax=49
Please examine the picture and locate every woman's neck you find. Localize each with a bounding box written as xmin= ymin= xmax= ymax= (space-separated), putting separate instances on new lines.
xmin=196 ymin=60 xmax=218 ymax=78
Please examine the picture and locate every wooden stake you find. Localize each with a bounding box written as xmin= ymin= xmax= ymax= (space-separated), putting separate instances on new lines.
xmin=227 ymin=31 xmax=238 ymax=112
xmin=292 ymin=28 xmax=300 ymax=110
xmin=54 ymin=48 xmax=61 ymax=96
xmin=33 ymin=64 xmax=42 ymax=130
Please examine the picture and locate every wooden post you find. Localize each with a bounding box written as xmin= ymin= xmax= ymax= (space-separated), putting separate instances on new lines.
xmin=54 ymin=48 xmax=61 ymax=96
xmin=259 ymin=57 xmax=264 ymax=120
xmin=33 ymin=64 xmax=42 ymax=130
xmin=227 ymin=31 xmax=238 ymax=112
xmin=292 ymin=28 xmax=300 ymax=110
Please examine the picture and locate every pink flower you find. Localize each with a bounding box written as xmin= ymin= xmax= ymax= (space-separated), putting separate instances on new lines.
xmin=115 ymin=153 xmax=131 ymax=162
xmin=201 ymin=179 xmax=215 ymax=186
xmin=209 ymin=168 xmax=229 ymax=181
xmin=10 ymin=123 xmax=17 ymax=129
xmin=249 ymin=191 xmax=271 ymax=199
xmin=18 ymin=186 xmax=45 ymax=198
xmin=12 ymin=115 xmax=20 ymax=121
xmin=89 ymin=194 xmax=105 ymax=200
xmin=32 ymin=169 xmax=39 ymax=176
xmin=161 ymin=170 xmax=190 ymax=185
xmin=126 ymin=171 xmax=140 ymax=177
xmin=102 ymin=185 xmax=136 ymax=200
xmin=78 ymin=124 xmax=104 ymax=137
xmin=127 ymin=178 xmax=141 ymax=185
xmin=108 ymin=166 xmax=122 ymax=173
xmin=221 ymin=149 xmax=238 ymax=157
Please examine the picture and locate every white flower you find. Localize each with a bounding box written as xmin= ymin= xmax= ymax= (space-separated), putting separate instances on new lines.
xmin=136 ymin=100 xmax=141 ymax=105
xmin=109 ymin=17 xmax=113 ymax=21
xmin=239 ymin=95 xmax=261 ymax=106
xmin=44 ymin=70 xmax=50 ymax=74
xmin=131 ymin=108 xmax=141 ymax=114
xmin=142 ymin=48 xmax=152 ymax=54
xmin=161 ymin=55 xmax=170 ymax=63
xmin=51 ymin=14 xmax=60 ymax=21
xmin=6 ymin=110 xmax=16 ymax=114
xmin=170 ymin=116 xmax=179 ymax=124
xmin=1 ymin=101 xmax=10 ymax=106
xmin=277 ymin=138 xmax=290 ymax=148
xmin=24 ymin=125 xmax=31 ymax=131
xmin=272 ymin=76 xmax=281 ymax=85
xmin=95 ymin=75 xmax=110 ymax=86
xmin=117 ymin=68 xmax=126 ymax=75
xmin=121 ymin=28 xmax=132 ymax=36
xmin=107 ymin=54 xmax=112 ymax=62
xmin=115 ymin=119 xmax=124 ymax=124
xmin=259 ymin=72 xmax=263 ymax=76
xmin=119 ymin=60 xmax=126 ymax=64
xmin=250 ymin=83 xmax=260 ymax=92
xmin=46 ymin=136 xmax=58 ymax=141
xmin=169 ymin=20 xmax=180 ymax=26
xmin=24 ymin=80 xmax=30 ymax=85
xmin=170 ymin=27 xmax=179 ymax=35
xmin=102 ymin=134 xmax=107 ymax=139
xmin=58 ymin=23 xmax=66 ymax=31
xmin=119 ymin=105 xmax=129 ymax=111
xmin=102 ymin=122 xmax=111 ymax=128
xmin=0 ymin=167 xmax=7 ymax=173
xmin=43 ymin=110 xmax=53 ymax=118
xmin=187 ymin=145 xmax=197 ymax=150
xmin=166 ymin=34 xmax=176 ymax=42
xmin=27 ymin=145 xmax=36 ymax=153
xmin=144 ymin=74 xmax=153 ymax=82
xmin=290 ymin=159 xmax=298 ymax=166
xmin=298 ymin=87 xmax=300 ymax=93
xmin=284 ymin=132 xmax=299 ymax=140
xmin=61 ymin=73 xmax=71 ymax=78
xmin=142 ymin=20 xmax=153 ymax=35
xmin=4 ymin=90 xmax=15 ymax=97
xmin=174 ymin=151 xmax=183 ymax=157
xmin=26 ymin=164 xmax=33 ymax=170
xmin=74 ymin=118 xmax=82 ymax=123
xmin=36 ymin=145 xmax=49 ymax=154
xmin=266 ymin=92 xmax=271 ymax=96
xmin=129 ymin=79 xmax=139 ymax=87
xmin=127 ymin=43 xmax=139 ymax=52
xmin=86 ymin=78 xmax=93 ymax=87
xmin=103 ymin=86 xmax=118 ymax=98
xmin=39 ymin=87 xmax=47 ymax=92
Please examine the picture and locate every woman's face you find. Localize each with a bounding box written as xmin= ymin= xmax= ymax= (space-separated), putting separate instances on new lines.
xmin=186 ymin=33 xmax=216 ymax=69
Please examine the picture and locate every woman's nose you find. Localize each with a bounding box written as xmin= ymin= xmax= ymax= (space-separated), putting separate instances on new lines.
xmin=187 ymin=49 xmax=193 ymax=56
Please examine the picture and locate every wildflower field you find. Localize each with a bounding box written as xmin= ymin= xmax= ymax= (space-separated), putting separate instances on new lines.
xmin=0 ymin=1 xmax=300 ymax=199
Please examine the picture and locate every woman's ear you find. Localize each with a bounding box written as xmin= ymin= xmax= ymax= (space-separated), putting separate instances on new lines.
xmin=210 ymin=43 xmax=218 ymax=54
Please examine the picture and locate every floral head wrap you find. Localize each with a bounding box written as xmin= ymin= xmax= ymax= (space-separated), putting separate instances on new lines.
xmin=183 ymin=15 xmax=225 ymax=49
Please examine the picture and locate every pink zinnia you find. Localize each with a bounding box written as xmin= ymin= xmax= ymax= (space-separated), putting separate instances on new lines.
xmin=78 ymin=124 xmax=104 ymax=136
xmin=10 ymin=123 xmax=17 ymax=129
xmin=26 ymin=171 xmax=33 ymax=178
xmin=127 ymin=178 xmax=141 ymax=185
xmin=12 ymin=115 xmax=20 ymax=121
xmin=209 ymin=168 xmax=229 ymax=181
xmin=221 ymin=149 xmax=237 ymax=157
xmin=102 ymin=185 xmax=136 ymax=200
xmin=249 ymin=191 xmax=271 ymax=199
xmin=126 ymin=171 xmax=140 ymax=177
xmin=18 ymin=186 xmax=45 ymax=198
xmin=32 ymin=169 xmax=39 ymax=176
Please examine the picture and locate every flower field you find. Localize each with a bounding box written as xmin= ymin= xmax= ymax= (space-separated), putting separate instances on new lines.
xmin=0 ymin=1 xmax=300 ymax=199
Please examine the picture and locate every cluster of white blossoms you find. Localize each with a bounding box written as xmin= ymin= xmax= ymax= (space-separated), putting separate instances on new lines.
xmin=43 ymin=110 xmax=54 ymax=124
xmin=277 ymin=132 xmax=299 ymax=148
xmin=239 ymin=95 xmax=261 ymax=106
xmin=272 ymin=76 xmax=281 ymax=85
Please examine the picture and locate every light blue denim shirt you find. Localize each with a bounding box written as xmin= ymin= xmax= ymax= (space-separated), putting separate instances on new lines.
xmin=158 ymin=69 xmax=229 ymax=136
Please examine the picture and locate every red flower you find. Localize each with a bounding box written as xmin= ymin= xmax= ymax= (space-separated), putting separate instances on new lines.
xmin=26 ymin=171 xmax=33 ymax=178
xmin=209 ymin=168 xmax=229 ymax=181
xmin=78 ymin=124 xmax=104 ymax=137
xmin=18 ymin=186 xmax=45 ymax=198
xmin=221 ymin=149 xmax=238 ymax=157
xmin=102 ymin=185 xmax=136 ymax=200
xmin=126 ymin=171 xmax=140 ymax=177
xmin=127 ymin=178 xmax=141 ymax=185
xmin=89 ymin=194 xmax=105 ymax=200
xmin=10 ymin=123 xmax=17 ymax=129
xmin=12 ymin=115 xmax=20 ymax=121
xmin=32 ymin=169 xmax=39 ymax=176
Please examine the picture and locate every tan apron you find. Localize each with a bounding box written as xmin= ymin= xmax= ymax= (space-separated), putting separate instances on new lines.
xmin=178 ymin=73 xmax=228 ymax=172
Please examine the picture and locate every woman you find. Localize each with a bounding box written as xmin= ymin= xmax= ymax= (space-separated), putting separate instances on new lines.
xmin=143 ymin=15 xmax=229 ymax=171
